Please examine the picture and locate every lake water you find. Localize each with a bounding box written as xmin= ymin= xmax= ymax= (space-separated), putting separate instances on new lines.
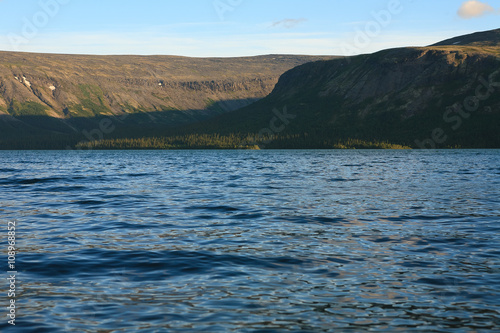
xmin=0 ymin=150 xmax=499 ymax=332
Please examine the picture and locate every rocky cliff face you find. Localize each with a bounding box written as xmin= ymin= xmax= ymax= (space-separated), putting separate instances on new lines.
xmin=0 ymin=53 xmax=331 ymax=124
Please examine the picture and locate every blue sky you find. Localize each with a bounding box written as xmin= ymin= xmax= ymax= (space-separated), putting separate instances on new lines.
xmin=0 ymin=0 xmax=499 ymax=57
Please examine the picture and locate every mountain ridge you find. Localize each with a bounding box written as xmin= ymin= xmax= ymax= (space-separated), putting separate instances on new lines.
xmin=1 ymin=28 xmax=499 ymax=149
xmin=431 ymin=28 xmax=500 ymax=47
xmin=161 ymin=28 xmax=500 ymax=149
xmin=0 ymin=53 xmax=333 ymax=140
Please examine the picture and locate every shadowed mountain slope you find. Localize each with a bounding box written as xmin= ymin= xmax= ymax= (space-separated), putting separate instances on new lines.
xmin=1 ymin=29 xmax=500 ymax=149
xmin=171 ymin=28 xmax=500 ymax=149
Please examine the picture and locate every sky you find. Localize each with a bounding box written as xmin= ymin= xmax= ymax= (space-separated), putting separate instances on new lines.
xmin=0 ymin=0 xmax=499 ymax=57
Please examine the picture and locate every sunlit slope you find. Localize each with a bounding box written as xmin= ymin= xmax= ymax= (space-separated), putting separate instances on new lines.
xmin=0 ymin=53 xmax=333 ymax=139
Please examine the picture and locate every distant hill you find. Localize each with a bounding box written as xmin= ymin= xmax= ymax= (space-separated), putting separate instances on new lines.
xmin=432 ymin=28 xmax=500 ymax=47
xmin=162 ymin=28 xmax=500 ymax=149
xmin=1 ymin=29 xmax=500 ymax=149
xmin=0 ymin=53 xmax=332 ymax=147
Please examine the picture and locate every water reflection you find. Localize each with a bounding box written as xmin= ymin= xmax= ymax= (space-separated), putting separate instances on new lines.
xmin=0 ymin=150 xmax=499 ymax=332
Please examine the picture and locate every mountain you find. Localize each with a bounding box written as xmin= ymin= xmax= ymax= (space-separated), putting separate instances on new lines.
xmin=164 ymin=28 xmax=500 ymax=149
xmin=1 ymin=29 xmax=500 ymax=149
xmin=0 ymin=53 xmax=332 ymax=147
xmin=432 ymin=28 xmax=500 ymax=47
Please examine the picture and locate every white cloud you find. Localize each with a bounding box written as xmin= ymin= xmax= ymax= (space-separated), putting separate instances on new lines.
xmin=270 ymin=18 xmax=307 ymax=29
xmin=457 ymin=1 xmax=496 ymax=19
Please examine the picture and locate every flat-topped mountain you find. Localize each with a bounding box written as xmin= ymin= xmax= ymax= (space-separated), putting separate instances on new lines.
xmin=0 ymin=53 xmax=332 ymax=144
xmin=1 ymin=29 xmax=499 ymax=149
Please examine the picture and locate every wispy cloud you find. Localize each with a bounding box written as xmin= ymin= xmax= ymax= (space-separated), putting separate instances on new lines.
xmin=457 ymin=0 xmax=497 ymax=19
xmin=0 ymin=30 xmax=332 ymax=57
xmin=0 ymin=29 xmax=456 ymax=58
xmin=270 ymin=18 xmax=307 ymax=29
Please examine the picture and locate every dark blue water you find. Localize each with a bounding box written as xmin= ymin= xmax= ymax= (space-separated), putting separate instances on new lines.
xmin=1 ymin=150 xmax=499 ymax=332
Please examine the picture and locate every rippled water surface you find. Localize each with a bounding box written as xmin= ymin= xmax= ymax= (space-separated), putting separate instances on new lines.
xmin=1 ymin=150 xmax=499 ymax=332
